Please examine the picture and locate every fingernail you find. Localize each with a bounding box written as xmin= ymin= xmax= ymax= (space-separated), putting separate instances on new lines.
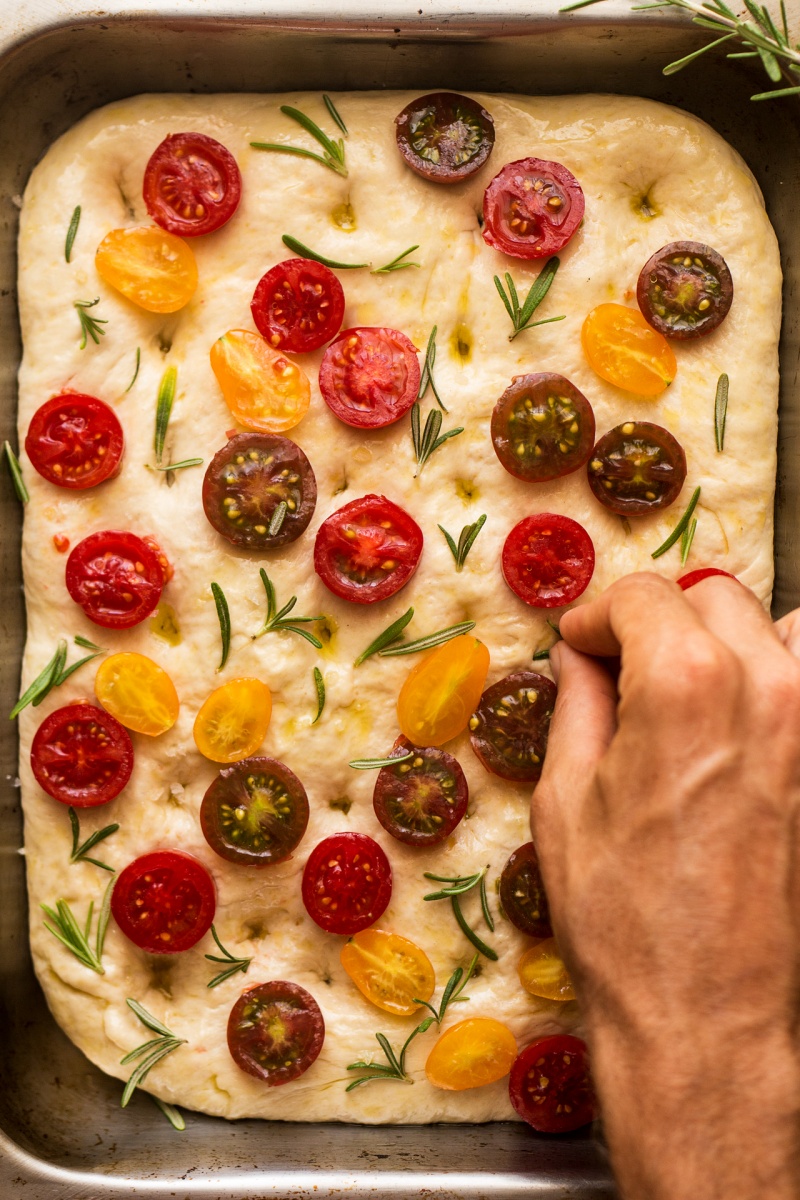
xmin=549 ymin=642 xmax=562 ymax=682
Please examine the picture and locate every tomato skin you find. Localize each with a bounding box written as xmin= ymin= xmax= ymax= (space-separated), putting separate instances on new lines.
xmin=425 ymin=1018 xmax=518 ymax=1091
xmin=227 ymin=980 xmax=325 ymax=1085
xmin=582 ymin=303 xmax=677 ymax=396
xmin=200 ymin=755 xmax=309 ymax=867
xmin=517 ymin=939 xmax=575 ymax=1002
xmin=469 ymin=671 xmax=557 ymax=783
xmin=94 ymin=652 xmax=179 ymax=736
xmin=143 ymin=132 xmax=242 ymax=237
xmin=251 ymin=258 xmax=345 ymax=353
xmin=65 ymin=530 xmax=165 ymax=629
xmin=319 ymin=328 xmax=421 ymax=429
xmin=502 ymin=514 xmax=594 ymax=609
xmin=30 ymin=701 xmax=133 ymax=808
xmin=372 ymin=735 xmax=469 ymax=847
xmin=193 ymin=678 xmax=272 ymax=763
xmin=95 ymin=226 xmax=198 ymax=313
xmin=397 ymin=635 xmax=490 ymax=748
xmin=25 ymin=394 xmax=123 ymax=490
xmin=491 ymin=374 xmax=595 ymax=484
xmin=314 ymin=494 xmax=423 ymax=604
xmin=340 ymin=928 xmax=435 ymax=1016
xmin=395 ymin=92 xmax=495 ymax=184
xmin=500 ymin=842 xmax=552 ymax=939
xmin=678 ymin=567 xmax=737 ymax=591
xmin=637 ymin=240 xmax=733 ymax=340
xmin=302 ymin=832 xmax=392 ymax=936
xmin=483 ymin=158 xmax=585 ymax=260
xmin=111 ymin=849 xmax=216 ymax=954
xmin=587 ymin=422 xmax=687 ymax=517
xmin=509 ymin=1035 xmax=596 ymax=1133
xmin=210 ymin=329 xmax=311 ymax=435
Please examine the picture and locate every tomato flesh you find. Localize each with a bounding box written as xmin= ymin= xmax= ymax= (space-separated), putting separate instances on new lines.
xmin=637 ymin=240 xmax=733 ymax=340
xmin=340 ymin=928 xmax=435 ymax=1016
xmin=677 ymin=567 xmax=737 ymax=591
xmin=314 ymin=494 xmax=423 ymax=604
xmin=227 ymin=980 xmax=325 ymax=1085
xmin=425 ymin=1018 xmax=517 ymax=1090
xmin=210 ymin=329 xmax=311 ymax=435
xmin=193 ymin=678 xmax=272 ymax=763
xmin=483 ymin=158 xmax=584 ymax=259
xmin=95 ymin=226 xmax=197 ymax=313
xmin=469 ymin=671 xmax=557 ymax=783
xmin=502 ymin=514 xmax=594 ymax=609
xmin=587 ymin=421 xmax=687 ymax=517
xmin=302 ymin=832 xmax=392 ymax=936
xmin=518 ymin=939 xmax=575 ymax=1002
xmin=30 ymin=702 xmax=133 ymax=808
xmin=373 ymin=736 xmax=469 ymax=847
xmin=397 ymin=635 xmax=490 ymax=748
xmin=491 ymin=373 xmax=595 ymax=484
xmin=200 ymin=755 xmax=309 ymax=867
xmin=143 ymin=132 xmax=242 ymax=237
xmin=251 ymin=258 xmax=345 ymax=353
xmin=509 ymin=1035 xmax=596 ymax=1133
xmin=395 ymin=92 xmax=495 ymax=183
xmin=582 ymin=303 xmax=676 ymax=396
xmin=94 ymin=651 xmax=179 ymax=736
xmin=65 ymin=530 xmax=165 ymax=629
xmin=25 ymin=393 xmax=123 ymax=490
xmin=500 ymin=842 xmax=552 ymax=938
xmin=111 ymin=849 xmax=216 ymax=954
xmin=319 ymin=328 xmax=421 ymax=429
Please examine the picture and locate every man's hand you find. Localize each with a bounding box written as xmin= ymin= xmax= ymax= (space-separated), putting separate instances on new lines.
xmin=532 ymin=572 xmax=800 ymax=1200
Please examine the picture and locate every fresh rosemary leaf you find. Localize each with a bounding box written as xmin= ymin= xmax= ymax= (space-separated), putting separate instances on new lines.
xmin=154 ymin=366 xmax=177 ymax=465
xmin=281 ymin=104 xmax=347 ymax=173
xmin=663 ymin=32 xmax=736 ymax=75
xmin=714 ymin=372 xmax=729 ymax=452
xmin=9 ymin=639 xmax=67 ymax=719
xmin=211 ymin=582 xmax=231 ymax=670
xmin=353 ymin=606 xmax=414 ymax=666
xmin=126 ymin=998 xmax=175 ymax=1038
xmin=451 ymin=894 xmax=498 ymax=960
xmin=751 ymin=84 xmax=800 ymax=98
xmin=378 ymin=620 xmax=476 ymax=658
xmin=69 ymin=806 xmax=119 ymax=871
xmin=371 ymin=245 xmax=421 ymax=274
xmin=154 ymin=457 xmax=204 ymax=473
xmin=151 ymin=1095 xmax=185 ymax=1131
xmin=65 ymin=205 xmax=81 ymax=263
xmin=74 ymin=298 xmax=107 ymax=349
xmin=96 ymin=873 xmax=114 ymax=960
xmin=651 ymin=487 xmax=701 ymax=560
xmin=121 ymin=1040 xmax=185 ymax=1108
xmin=268 ymin=500 xmax=288 ymax=537
xmin=125 ymin=347 xmax=141 ymax=394
xmin=680 ymin=516 xmax=698 ymax=566
xmin=253 ymin=568 xmax=324 ymax=648
xmin=205 ymin=925 xmax=252 ymax=989
xmin=411 ymin=403 xmax=464 ymax=473
xmin=74 ymin=635 xmax=103 ymax=651
xmin=438 ymin=514 xmax=486 ymax=571
xmin=281 ymin=234 xmax=368 ymax=269
xmin=55 ymin=650 xmax=104 ymax=686
xmin=494 ymin=257 xmax=564 ymax=340
xmin=312 ymin=666 xmax=325 ymax=724
xmin=349 ymin=751 xmax=414 ymax=770
xmin=4 ymin=441 xmax=29 ymax=504
xmin=323 ymin=93 xmax=348 ymax=135
xmin=417 ymin=326 xmax=446 ymax=411
xmin=559 ymin=0 xmax=606 ymax=8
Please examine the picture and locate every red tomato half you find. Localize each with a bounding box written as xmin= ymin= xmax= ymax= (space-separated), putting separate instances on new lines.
xmin=509 ymin=1035 xmax=596 ymax=1133
xmin=30 ymin=702 xmax=133 ymax=808
xmin=302 ymin=832 xmax=392 ymax=936
xmin=228 ymin=981 xmax=325 ymax=1085
xmin=65 ymin=530 xmax=165 ymax=629
xmin=483 ymin=158 xmax=585 ymax=260
xmin=314 ymin=494 xmax=423 ymax=604
xmin=319 ymin=327 xmax=421 ymax=429
xmin=502 ymin=514 xmax=594 ymax=608
xmin=143 ymin=132 xmax=242 ymax=237
xmin=111 ymin=849 xmax=216 ymax=954
xmin=677 ymin=568 xmax=737 ymax=591
xmin=25 ymin=394 xmax=123 ymax=490
xmin=251 ymin=258 xmax=345 ymax=354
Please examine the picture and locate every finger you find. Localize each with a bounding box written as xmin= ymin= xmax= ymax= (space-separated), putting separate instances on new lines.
xmin=682 ymin=573 xmax=788 ymax=668
xmin=775 ymin=608 xmax=800 ymax=658
xmin=559 ymin=571 xmax=705 ymax=661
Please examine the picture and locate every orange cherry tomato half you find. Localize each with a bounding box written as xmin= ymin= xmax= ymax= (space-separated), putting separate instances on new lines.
xmin=193 ymin=677 xmax=272 ymax=763
xmin=397 ymin=635 xmax=490 ymax=748
xmin=425 ymin=1018 xmax=518 ymax=1091
xmin=95 ymin=226 xmax=198 ymax=313
xmin=94 ymin=651 xmax=179 ymax=736
xmin=340 ymin=928 xmax=435 ymax=1016
xmin=517 ymin=939 xmax=576 ymax=1002
xmin=581 ymin=303 xmax=677 ymax=396
xmin=210 ymin=329 xmax=311 ymax=434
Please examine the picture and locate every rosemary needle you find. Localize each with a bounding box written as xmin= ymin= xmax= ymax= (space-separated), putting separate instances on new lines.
xmin=4 ymin=441 xmax=29 ymax=504
xmin=125 ymin=347 xmax=141 ymax=394
xmin=651 ymin=487 xmax=701 ymax=560
xmin=154 ymin=366 xmax=177 ymax=465
xmin=211 ymin=582 xmax=231 ymax=670
xmin=282 ymin=234 xmax=368 ymax=270
xmin=714 ymin=373 xmax=729 ymax=452
xmin=65 ymin=205 xmax=81 ymax=263
xmin=353 ymin=607 xmax=414 ymax=666
xmin=312 ymin=666 xmax=325 ymax=724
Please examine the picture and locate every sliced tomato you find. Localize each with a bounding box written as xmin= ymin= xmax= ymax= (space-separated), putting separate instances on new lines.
xmin=95 ymin=227 xmax=198 ymax=313
xmin=518 ymin=939 xmax=575 ymax=1003
xmin=94 ymin=651 xmax=179 ymax=736
xmin=200 ymin=755 xmax=309 ymax=867
xmin=395 ymin=92 xmax=495 ymax=183
xmin=302 ymin=832 xmax=392 ymax=936
xmin=314 ymin=494 xmax=423 ymax=604
xmin=397 ymin=635 xmax=490 ymax=748
xmin=210 ymin=329 xmax=311 ymax=435
xmin=499 ymin=842 xmax=552 ymax=939
xmin=30 ymin=702 xmax=133 ymax=808
xmin=582 ymin=304 xmax=676 ymax=396
xmin=227 ymin=980 xmax=325 ymax=1085
xmin=340 ymin=928 xmax=435 ymax=1016
xmin=251 ymin=258 xmax=345 ymax=353
xmin=110 ymin=849 xmax=216 ymax=954
xmin=65 ymin=530 xmax=165 ymax=629
xmin=25 ymin=394 xmax=123 ymax=490
xmin=483 ymin=158 xmax=585 ymax=260
xmin=509 ymin=1035 xmax=596 ymax=1133
xmin=143 ymin=132 xmax=242 ymax=237
xmin=202 ymin=432 xmax=317 ymax=550
xmin=469 ymin=671 xmax=557 ymax=783
xmin=491 ymin=374 xmax=595 ymax=484
xmin=318 ymin=328 xmax=420 ymax=429
xmin=193 ymin=678 xmax=272 ymax=763
xmin=502 ymin=514 xmax=594 ymax=609
xmin=425 ymin=1018 xmax=517 ymax=1090
xmin=677 ymin=568 xmax=737 ymax=591
xmin=373 ymin=736 xmax=469 ymax=847
xmin=637 ymin=241 xmax=733 ymax=340
xmin=587 ymin=422 xmax=687 ymax=517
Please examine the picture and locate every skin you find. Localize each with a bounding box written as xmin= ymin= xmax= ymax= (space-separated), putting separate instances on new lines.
xmin=531 ymin=572 xmax=800 ymax=1200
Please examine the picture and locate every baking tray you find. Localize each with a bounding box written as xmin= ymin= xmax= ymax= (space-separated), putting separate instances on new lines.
xmin=1 ymin=2 xmax=799 ymax=1196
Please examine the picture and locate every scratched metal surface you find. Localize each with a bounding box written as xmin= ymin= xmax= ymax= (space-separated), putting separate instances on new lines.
xmin=0 ymin=3 xmax=798 ymax=1197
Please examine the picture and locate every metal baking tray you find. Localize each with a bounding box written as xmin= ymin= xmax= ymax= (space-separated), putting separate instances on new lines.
xmin=1 ymin=2 xmax=798 ymax=1195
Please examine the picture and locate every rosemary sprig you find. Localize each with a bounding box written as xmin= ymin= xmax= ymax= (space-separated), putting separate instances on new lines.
xmin=281 ymin=234 xmax=368 ymax=270
xmin=354 ymin=607 xmax=414 ymax=666
xmin=379 ymin=621 xmax=476 ymax=658
xmin=121 ymin=999 xmax=187 ymax=1108
xmin=210 ymin=582 xmax=231 ymax=670
xmin=349 ymin=751 xmax=414 ymax=770
xmin=205 ymin=925 xmax=252 ymax=989
xmin=125 ymin=347 xmax=141 ymax=394
xmin=75 ymin=298 xmax=107 ymax=349
xmin=151 ymin=1095 xmax=185 ymax=1131
xmin=413 ymin=954 xmax=479 ymax=1024
xmin=714 ymin=372 xmax=729 ymax=452
xmin=9 ymin=640 xmax=67 ymax=719
xmin=312 ymin=666 xmax=325 ymax=724
xmin=4 ymin=441 xmax=29 ymax=504
xmin=41 ymin=875 xmax=114 ymax=974
xmin=493 ymin=257 xmax=565 ymax=340
xmin=417 ymin=326 xmax=447 ymax=411
xmin=65 ymin=205 xmax=81 ymax=263
xmin=438 ymin=514 xmax=487 ymax=571
xmin=371 ymin=245 xmax=421 ymax=274
xmin=154 ymin=366 xmax=177 ymax=465
xmin=69 ymin=806 xmax=119 ymax=871
xmin=411 ymin=403 xmax=464 ymax=474
xmin=254 ymin=568 xmax=324 ymax=648
xmin=680 ymin=516 xmax=698 ymax=566
xmin=55 ymin=642 xmax=106 ymax=687
xmin=423 ymin=869 xmax=498 ymax=961
xmin=251 ymin=100 xmax=348 ymax=176
xmin=651 ymin=487 xmax=701 ymax=560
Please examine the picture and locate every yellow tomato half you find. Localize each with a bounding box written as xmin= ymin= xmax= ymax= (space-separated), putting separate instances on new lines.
xmin=340 ymin=928 xmax=435 ymax=1016
xmin=517 ymin=939 xmax=576 ymax=1002
xmin=95 ymin=226 xmax=198 ymax=313
xmin=397 ymin=635 xmax=490 ymax=747
xmin=193 ymin=677 xmax=272 ymax=763
xmin=581 ymin=303 xmax=677 ymax=396
xmin=210 ymin=329 xmax=311 ymax=434
xmin=425 ymin=1018 xmax=518 ymax=1091
xmin=94 ymin=652 xmax=179 ymax=736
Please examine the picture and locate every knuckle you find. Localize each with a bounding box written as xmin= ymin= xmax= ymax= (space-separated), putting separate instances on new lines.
xmin=649 ymin=633 xmax=740 ymax=702
xmin=611 ymin=570 xmax=674 ymax=603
